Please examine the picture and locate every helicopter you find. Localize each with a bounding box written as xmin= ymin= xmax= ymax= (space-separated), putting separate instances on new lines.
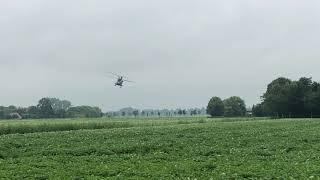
xmin=107 ymin=72 xmax=134 ymax=88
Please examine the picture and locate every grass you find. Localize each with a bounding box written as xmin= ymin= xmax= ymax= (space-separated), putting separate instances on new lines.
xmin=1 ymin=117 xmax=320 ymax=179
xmin=0 ymin=117 xmax=209 ymax=135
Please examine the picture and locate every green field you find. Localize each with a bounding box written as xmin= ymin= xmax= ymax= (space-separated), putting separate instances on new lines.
xmin=1 ymin=117 xmax=320 ymax=179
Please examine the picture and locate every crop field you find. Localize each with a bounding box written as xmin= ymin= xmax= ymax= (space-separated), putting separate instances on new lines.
xmin=1 ymin=117 xmax=320 ymax=179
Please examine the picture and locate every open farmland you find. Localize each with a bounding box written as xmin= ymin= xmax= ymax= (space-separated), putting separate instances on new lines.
xmin=1 ymin=118 xmax=320 ymax=179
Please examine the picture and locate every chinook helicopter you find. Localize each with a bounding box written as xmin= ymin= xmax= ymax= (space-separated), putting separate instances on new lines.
xmin=107 ymin=72 xmax=134 ymax=88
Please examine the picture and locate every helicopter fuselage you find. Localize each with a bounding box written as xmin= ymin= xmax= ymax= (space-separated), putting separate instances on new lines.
xmin=115 ymin=77 xmax=124 ymax=87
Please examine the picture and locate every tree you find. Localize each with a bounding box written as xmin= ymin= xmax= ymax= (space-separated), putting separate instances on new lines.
xmin=285 ymin=78 xmax=313 ymax=117
xmin=37 ymin=98 xmax=55 ymax=118
xmin=0 ymin=106 xmax=17 ymax=119
xmin=252 ymin=103 xmax=267 ymax=117
xmin=49 ymin=98 xmax=71 ymax=112
xmin=0 ymin=112 xmax=4 ymax=119
xmin=261 ymin=77 xmax=320 ymax=118
xmin=182 ymin=110 xmax=187 ymax=116
xmin=207 ymin=97 xmax=224 ymax=117
xmin=262 ymin=77 xmax=292 ymax=117
xmin=197 ymin=110 xmax=201 ymax=114
xmin=48 ymin=98 xmax=71 ymax=118
xmin=191 ymin=109 xmax=198 ymax=116
xmin=223 ymin=96 xmax=246 ymax=117
xmin=55 ymin=109 xmax=67 ymax=118
xmin=66 ymin=106 xmax=102 ymax=118
xmin=26 ymin=106 xmax=40 ymax=119
xmin=307 ymin=82 xmax=320 ymax=117
xmin=8 ymin=105 xmax=17 ymax=111
xmin=133 ymin=110 xmax=139 ymax=117
xmin=119 ymin=107 xmax=138 ymax=117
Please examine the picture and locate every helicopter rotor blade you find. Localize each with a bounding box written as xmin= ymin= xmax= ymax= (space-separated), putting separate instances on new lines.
xmin=107 ymin=72 xmax=121 ymax=78
xmin=123 ymin=79 xmax=135 ymax=83
xmin=106 ymin=75 xmax=116 ymax=79
xmin=107 ymin=72 xmax=130 ymax=79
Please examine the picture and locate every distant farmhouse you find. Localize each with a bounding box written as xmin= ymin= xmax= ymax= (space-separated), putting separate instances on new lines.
xmin=9 ymin=113 xmax=22 ymax=119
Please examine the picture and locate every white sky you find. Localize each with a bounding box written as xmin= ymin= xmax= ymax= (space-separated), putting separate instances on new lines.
xmin=1 ymin=0 xmax=320 ymax=111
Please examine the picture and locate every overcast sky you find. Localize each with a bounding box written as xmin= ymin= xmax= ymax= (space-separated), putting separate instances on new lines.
xmin=1 ymin=1 xmax=320 ymax=111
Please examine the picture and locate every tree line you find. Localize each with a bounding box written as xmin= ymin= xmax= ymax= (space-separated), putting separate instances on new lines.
xmin=106 ymin=107 xmax=207 ymax=117
xmin=0 ymin=97 xmax=103 ymax=119
xmin=252 ymin=77 xmax=320 ymax=118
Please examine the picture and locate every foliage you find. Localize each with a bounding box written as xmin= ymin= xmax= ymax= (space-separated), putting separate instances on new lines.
xmin=207 ymin=97 xmax=224 ymax=117
xmin=132 ymin=110 xmax=139 ymax=117
xmin=223 ymin=96 xmax=246 ymax=117
xmin=109 ymin=108 xmax=207 ymax=117
xmin=37 ymin=98 xmax=55 ymax=118
xmin=259 ymin=77 xmax=320 ymax=118
xmin=66 ymin=106 xmax=102 ymax=118
xmin=252 ymin=103 xmax=267 ymax=117
xmin=0 ymin=98 xmax=102 ymax=120
xmin=26 ymin=106 xmax=40 ymax=119
xmin=49 ymin=98 xmax=71 ymax=112
xmin=0 ymin=106 xmax=18 ymax=119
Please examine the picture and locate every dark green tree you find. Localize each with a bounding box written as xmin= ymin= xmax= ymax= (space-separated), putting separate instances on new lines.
xmin=259 ymin=77 xmax=320 ymax=118
xmin=0 ymin=106 xmax=17 ymax=119
xmin=262 ymin=77 xmax=292 ymax=117
xmin=286 ymin=78 xmax=312 ymax=117
xmin=66 ymin=106 xmax=102 ymax=118
xmin=48 ymin=98 xmax=71 ymax=118
xmin=133 ymin=110 xmax=139 ymax=117
xmin=182 ymin=110 xmax=187 ymax=116
xmin=207 ymin=97 xmax=224 ymax=117
xmin=27 ymin=106 xmax=39 ymax=119
xmin=49 ymin=98 xmax=71 ymax=112
xmin=252 ymin=103 xmax=268 ymax=117
xmin=223 ymin=96 xmax=246 ymax=117
xmin=0 ymin=107 xmax=4 ymax=119
xmin=191 ymin=109 xmax=198 ymax=116
xmin=307 ymin=82 xmax=320 ymax=117
xmin=37 ymin=98 xmax=55 ymax=118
